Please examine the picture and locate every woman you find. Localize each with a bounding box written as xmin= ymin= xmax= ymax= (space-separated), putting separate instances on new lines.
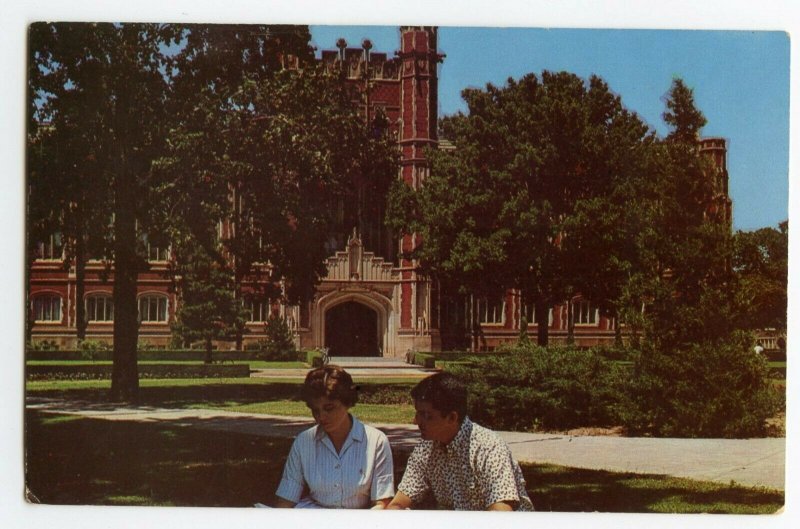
xmin=274 ymin=365 xmax=395 ymax=509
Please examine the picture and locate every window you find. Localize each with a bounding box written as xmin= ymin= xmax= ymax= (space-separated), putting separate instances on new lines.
xmin=522 ymin=302 xmax=553 ymax=326
xmin=33 ymin=295 xmax=62 ymax=322
xmin=140 ymin=233 xmax=169 ymax=262
xmin=477 ymin=295 xmax=505 ymax=324
xmin=147 ymin=243 xmax=169 ymax=262
xmin=86 ymin=295 xmax=114 ymax=322
xmin=246 ymin=299 xmax=269 ymax=323
xmin=572 ymin=300 xmax=598 ymax=325
xmin=36 ymin=233 xmax=63 ymax=260
xmin=139 ymin=295 xmax=168 ymax=323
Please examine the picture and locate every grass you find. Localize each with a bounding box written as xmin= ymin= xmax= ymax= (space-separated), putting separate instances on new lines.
xmin=25 ymin=410 xmax=784 ymax=512
xmin=199 ymin=400 xmax=416 ymax=424
xmin=26 ymin=377 xmax=418 ymax=424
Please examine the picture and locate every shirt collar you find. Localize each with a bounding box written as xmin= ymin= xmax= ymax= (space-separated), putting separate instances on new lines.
xmin=313 ymin=414 xmax=365 ymax=443
xmin=443 ymin=416 xmax=473 ymax=452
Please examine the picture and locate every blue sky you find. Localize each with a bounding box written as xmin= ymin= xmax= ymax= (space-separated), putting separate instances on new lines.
xmin=311 ymin=26 xmax=790 ymax=232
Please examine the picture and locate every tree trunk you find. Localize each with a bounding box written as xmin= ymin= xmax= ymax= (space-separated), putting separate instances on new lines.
xmin=111 ymin=145 xmax=139 ymax=403
xmin=566 ymin=299 xmax=575 ymax=346
xmin=204 ymin=336 xmax=213 ymax=364
xmin=536 ymin=297 xmax=549 ymax=347
xmin=612 ymin=308 xmax=623 ymax=347
xmin=75 ymin=211 xmax=87 ymax=341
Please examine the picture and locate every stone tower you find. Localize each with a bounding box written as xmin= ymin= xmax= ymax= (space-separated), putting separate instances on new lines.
xmin=396 ymin=27 xmax=444 ymax=350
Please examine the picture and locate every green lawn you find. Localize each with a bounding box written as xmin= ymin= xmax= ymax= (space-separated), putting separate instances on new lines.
xmin=26 ymin=377 xmax=417 ymax=424
xmin=198 ymin=400 xmax=416 ymax=424
xmin=24 ymin=410 xmax=783 ymax=513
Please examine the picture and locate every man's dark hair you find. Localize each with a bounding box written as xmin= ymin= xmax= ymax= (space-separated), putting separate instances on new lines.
xmin=411 ymin=372 xmax=468 ymax=423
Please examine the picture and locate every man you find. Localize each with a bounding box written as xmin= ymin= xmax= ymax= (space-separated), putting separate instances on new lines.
xmin=386 ymin=372 xmax=534 ymax=511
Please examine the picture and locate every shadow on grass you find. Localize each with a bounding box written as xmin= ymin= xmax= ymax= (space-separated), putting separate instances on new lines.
xmin=522 ymin=465 xmax=784 ymax=514
xmin=25 ymin=410 xmax=783 ymax=513
xmin=25 ymin=409 xmax=293 ymax=506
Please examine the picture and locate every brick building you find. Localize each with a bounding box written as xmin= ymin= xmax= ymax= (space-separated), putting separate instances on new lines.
xmin=27 ymin=26 xmax=731 ymax=356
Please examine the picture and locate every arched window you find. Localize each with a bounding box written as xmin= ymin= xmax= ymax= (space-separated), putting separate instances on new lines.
xmin=86 ymin=294 xmax=114 ymax=322
xmin=138 ymin=295 xmax=168 ymax=323
xmin=33 ymin=295 xmax=62 ymax=322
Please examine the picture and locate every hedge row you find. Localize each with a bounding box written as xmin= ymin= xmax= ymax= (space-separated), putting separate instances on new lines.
xmin=25 ymin=349 xmax=308 ymax=362
xmin=448 ymin=338 xmax=783 ymax=438
xmin=407 ymin=350 xmax=509 ymax=368
xmin=26 ymin=363 xmax=251 ymax=380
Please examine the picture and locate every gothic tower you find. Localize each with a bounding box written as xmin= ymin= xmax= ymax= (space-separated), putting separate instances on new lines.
xmin=396 ymin=27 xmax=444 ymax=350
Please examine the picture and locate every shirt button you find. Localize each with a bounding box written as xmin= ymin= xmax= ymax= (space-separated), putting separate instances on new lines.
xmin=335 ymin=464 xmax=341 ymax=469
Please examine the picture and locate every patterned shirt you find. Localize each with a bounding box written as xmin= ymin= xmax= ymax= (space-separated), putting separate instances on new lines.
xmin=398 ymin=417 xmax=534 ymax=511
xmin=276 ymin=415 xmax=395 ymax=509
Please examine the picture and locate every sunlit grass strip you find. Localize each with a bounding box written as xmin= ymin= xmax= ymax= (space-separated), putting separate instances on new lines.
xmin=26 ymin=376 xmax=418 ymax=392
xmin=197 ymin=400 xmax=416 ymax=425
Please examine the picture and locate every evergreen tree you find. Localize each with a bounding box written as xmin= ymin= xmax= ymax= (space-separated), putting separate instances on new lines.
xmin=170 ymin=241 xmax=247 ymax=363
xmin=262 ymin=313 xmax=297 ymax=360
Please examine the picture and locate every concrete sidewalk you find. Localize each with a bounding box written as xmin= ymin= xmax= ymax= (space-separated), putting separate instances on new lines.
xmin=26 ymin=396 xmax=785 ymax=490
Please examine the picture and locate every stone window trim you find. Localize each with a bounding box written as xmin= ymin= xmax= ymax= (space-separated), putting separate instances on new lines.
xmin=32 ymin=293 xmax=63 ymax=323
xmin=572 ymin=299 xmax=598 ymax=326
xmin=85 ymin=293 xmax=114 ymax=323
xmin=138 ymin=293 xmax=169 ymax=324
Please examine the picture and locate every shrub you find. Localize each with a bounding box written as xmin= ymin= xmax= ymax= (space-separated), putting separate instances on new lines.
xmin=306 ymin=349 xmax=324 ymax=367
xmin=621 ymin=332 xmax=782 ymax=438
xmin=410 ymin=353 xmax=436 ymax=368
xmin=261 ymin=315 xmax=297 ymax=361
xmin=29 ymin=340 xmax=59 ymax=351
xmin=448 ymin=343 xmax=627 ymax=432
xmin=137 ymin=339 xmax=156 ymax=351
xmin=77 ymin=339 xmax=110 ymax=362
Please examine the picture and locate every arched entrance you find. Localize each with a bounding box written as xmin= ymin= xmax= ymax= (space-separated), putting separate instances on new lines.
xmin=324 ymin=301 xmax=380 ymax=357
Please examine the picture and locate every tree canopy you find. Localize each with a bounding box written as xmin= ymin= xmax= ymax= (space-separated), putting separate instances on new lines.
xmin=388 ymin=71 xmax=655 ymax=344
xmin=28 ymin=23 xmax=398 ymax=401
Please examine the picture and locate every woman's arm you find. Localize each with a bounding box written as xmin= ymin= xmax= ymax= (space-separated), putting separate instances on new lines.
xmin=371 ymin=498 xmax=391 ymax=510
xmin=274 ymin=497 xmax=298 ymax=509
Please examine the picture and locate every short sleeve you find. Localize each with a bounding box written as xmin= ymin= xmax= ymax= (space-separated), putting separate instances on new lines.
xmin=275 ymin=436 xmax=306 ymax=503
xmin=397 ymin=444 xmax=431 ymax=504
xmin=478 ymin=441 xmax=522 ymax=508
xmin=370 ymin=433 xmax=396 ymax=501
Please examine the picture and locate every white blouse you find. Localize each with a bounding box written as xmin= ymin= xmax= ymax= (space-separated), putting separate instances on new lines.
xmin=276 ymin=415 xmax=395 ymax=509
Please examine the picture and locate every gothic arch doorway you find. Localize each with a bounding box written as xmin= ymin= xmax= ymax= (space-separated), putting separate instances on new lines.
xmin=324 ymin=301 xmax=380 ymax=357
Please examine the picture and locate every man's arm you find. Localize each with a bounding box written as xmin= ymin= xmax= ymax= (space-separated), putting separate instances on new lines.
xmin=385 ymin=491 xmax=413 ymax=510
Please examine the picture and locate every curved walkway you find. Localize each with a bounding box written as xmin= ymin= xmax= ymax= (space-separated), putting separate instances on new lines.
xmin=26 ymin=396 xmax=785 ymax=490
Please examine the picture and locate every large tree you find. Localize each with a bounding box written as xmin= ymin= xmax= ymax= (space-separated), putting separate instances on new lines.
xmin=637 ymin=78 xmax=735 ymax=350
xmin=732 ymin=222 xmax=788 ymax=331
xmin=388 ymin=72 xmax=653 ymax=346
xmin=156 ymin=25 xmax=398 ymax=345
xmin=29 ymin=23 xmax=180 ymax=401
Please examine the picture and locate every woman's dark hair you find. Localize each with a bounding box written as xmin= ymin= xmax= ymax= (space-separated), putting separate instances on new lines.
xmin=410 ymin=372 xmax=468 ymax=423
xmin=302 ymin=365 xmax=358 ymax=408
